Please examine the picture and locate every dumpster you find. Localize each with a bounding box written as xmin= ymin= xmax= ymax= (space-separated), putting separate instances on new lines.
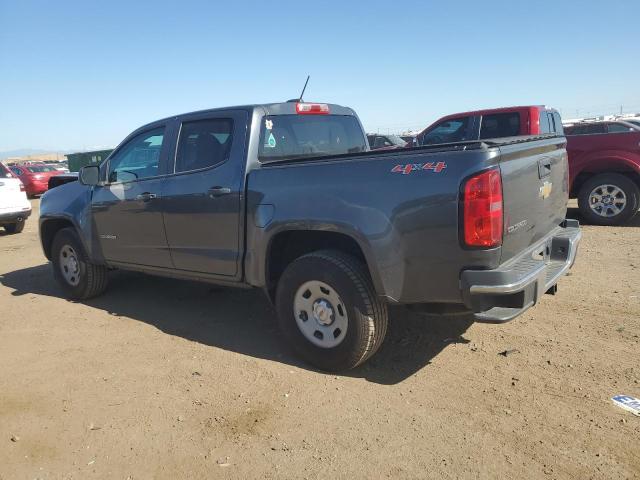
xmin=66 ymin=149 xmax=113 ymax=172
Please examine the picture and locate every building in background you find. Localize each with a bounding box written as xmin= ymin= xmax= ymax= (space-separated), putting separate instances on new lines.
xmin=3 ymin=152 xmax=66 ymax=164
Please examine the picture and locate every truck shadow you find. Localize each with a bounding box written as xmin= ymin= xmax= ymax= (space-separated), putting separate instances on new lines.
xmin=0 ymin=264 xmax=473 ymax=385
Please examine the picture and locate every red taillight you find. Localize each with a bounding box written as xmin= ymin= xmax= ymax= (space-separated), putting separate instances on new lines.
xmin=296 ymin=103 xmax=330 ymax=115
xmin=462 ymin=169 xmax=503 ymax=248
xmin=19 ymin=182 xmax=26 ymax=192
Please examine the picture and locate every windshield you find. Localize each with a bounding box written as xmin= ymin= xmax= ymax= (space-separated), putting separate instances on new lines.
xmin=421 ymin=117 xmax=470 ymax=145
xmin=26 ymin=165 xmax=56 ymax=173
xmin=259 ymin=115 xmax=367 ymax=162
xmin=387 ymin=134 xmax=407 ymax=146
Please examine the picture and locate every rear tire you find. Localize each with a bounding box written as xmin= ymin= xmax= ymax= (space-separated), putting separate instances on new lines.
xmin=4 ymin=222 xmax=25 ymax=234
xmin=276 ymin=250 xmax=388 ymax=372
xmin=51 ymin=228 xmax=108 ymax=299
xmin=577 ymin=173 xmax=639 ymax=226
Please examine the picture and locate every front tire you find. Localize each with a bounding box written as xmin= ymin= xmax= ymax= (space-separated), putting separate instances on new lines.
xmin=51 ymin=228 xmax=108 ymax=299
xmin=276 ymin=250 xmax=388 ymax=371
xmin=4 ymin=222 xmax=25 ymax=234
xmin=577 ymin=173 xmax=639 ymax=226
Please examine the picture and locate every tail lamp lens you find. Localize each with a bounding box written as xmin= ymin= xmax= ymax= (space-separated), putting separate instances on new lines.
xmin=462 ymin=169 xmax=503 ymax=248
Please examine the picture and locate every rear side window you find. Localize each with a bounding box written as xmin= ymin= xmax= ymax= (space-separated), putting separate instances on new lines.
xmin=373 ymin=136 xmax=393 ymax=148
xmin=539 ymin=112 xmax=551 ymax=134
xmin=421 ymin=117 xmax=470 ymax=145
xmin=564 ymin=124 xmax=606 ymax=135
xmin=259 ymin=115 xmax=367 ymax=162
xmin=553 ymin=112 xmax=564 ymax=134
xmin=480 ymin=113 xmax=520 ymax=139
xmin=607 ymin=123 xmax=634 ymax=133
xmin=175 ymin=119 xmax=234 ymax=173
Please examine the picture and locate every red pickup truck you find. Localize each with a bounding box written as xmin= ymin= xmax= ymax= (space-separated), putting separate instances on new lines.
xmin=564 ymin=121 xmax=640 ymax=225
xmin=415 ymin=105 xmax=563 ymax=145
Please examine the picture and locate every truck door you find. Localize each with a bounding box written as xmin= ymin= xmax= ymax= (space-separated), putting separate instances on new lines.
xmin=91 ymin=125 xmax=173 ymax=268
xmin=161 ymin=110 xmax=248 ymax=277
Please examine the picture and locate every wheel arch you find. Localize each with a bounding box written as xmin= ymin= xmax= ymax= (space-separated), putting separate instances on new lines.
xmin=40 ymin=216 xmax=83 ymax=261
xmin=264 ymin=228 xmax=384 ymax=301
xmin=570 ymin=157 xmax=640 ymax=198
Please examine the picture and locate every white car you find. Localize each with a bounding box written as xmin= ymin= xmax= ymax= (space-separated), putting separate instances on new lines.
xmin=0 ymin=163 xmax=32 ymax=234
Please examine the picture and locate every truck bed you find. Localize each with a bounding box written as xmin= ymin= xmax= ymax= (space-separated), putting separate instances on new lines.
xmin=246 ymin=134 xmax=572 ymax=312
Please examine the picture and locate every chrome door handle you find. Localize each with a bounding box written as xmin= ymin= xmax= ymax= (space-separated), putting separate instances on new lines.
xmin=208 ymin=186 xmax=231 ymax=197
xmin=135 ymin=192 xmax=157 ymax=201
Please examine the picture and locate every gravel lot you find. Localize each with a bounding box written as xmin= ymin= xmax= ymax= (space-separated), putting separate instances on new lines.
xmin=1 ymin=199 xmax=638 ymax=479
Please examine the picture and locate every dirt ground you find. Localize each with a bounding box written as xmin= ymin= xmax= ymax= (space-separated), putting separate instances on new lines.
xmin=0 ymin=199 xmax=638 ymax=480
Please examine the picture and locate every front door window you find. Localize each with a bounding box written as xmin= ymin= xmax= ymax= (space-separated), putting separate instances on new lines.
xmin=108 ymin=128 xmax=165 ymax=183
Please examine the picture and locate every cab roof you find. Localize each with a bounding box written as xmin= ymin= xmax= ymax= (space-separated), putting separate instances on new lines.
xmin=142 ymin=101 xmax=357 ymax=129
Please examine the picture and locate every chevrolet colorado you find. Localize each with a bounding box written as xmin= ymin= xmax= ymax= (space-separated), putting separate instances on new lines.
xmin=39 ymin=101 xmax=581 ymax=371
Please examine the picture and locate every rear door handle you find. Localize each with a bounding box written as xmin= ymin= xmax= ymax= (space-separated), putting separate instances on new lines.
xmin=208 ymin=186 xmax=231 ymax=198
xmin=135 ymin=192 xmax=157 ymax=202
xmin=538 ymin=157 xmax=552 ymax=178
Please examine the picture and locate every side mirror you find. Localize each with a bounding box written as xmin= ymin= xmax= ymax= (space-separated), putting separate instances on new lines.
xmin=79 ymin=165 xmax=100 ymax=186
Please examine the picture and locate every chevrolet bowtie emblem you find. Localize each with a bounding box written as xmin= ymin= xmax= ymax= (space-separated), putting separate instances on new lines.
xmin=539 ymin=181 xmax=553 ymax=199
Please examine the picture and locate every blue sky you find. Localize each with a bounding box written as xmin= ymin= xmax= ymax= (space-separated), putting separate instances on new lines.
xmin=1 ymin=0 xmax=639 ymax=151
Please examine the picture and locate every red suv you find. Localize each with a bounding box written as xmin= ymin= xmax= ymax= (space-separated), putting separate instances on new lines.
xmin=9 ymin=164 xmax=62 ymax=197
xmin=415 ymin=106 xmax=563 ymax=145
xmin=564 ymin=121 xmax=640 ymax=225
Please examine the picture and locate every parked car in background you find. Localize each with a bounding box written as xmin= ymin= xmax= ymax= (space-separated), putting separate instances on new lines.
xmin=366 ymin=133 xmax=407 ymax=150
xmin=415 ymin=106 xmax=563 ymax=146
xmin=39 ymin=101 xmax=580 ymax=371
xmin=54 ymin=162 xmax=70 ymax=173
xmin=400 ymin=134 xmax=418 ymax=147
xmin=564 ymin=120 xmax=640 ymax=135
xmin=0 ymin=163 xmax=31 ymax=234
xmin=9 ymin=163 xmax=63 ymax=197
xmin=42 ymin=160 xmax=70 ymax=172
xmin=564 ymin=121 xmax=640 ymax=225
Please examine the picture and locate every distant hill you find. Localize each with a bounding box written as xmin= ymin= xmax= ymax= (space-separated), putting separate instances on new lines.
xmin=0 ymin=149 xmax=73 ymax=160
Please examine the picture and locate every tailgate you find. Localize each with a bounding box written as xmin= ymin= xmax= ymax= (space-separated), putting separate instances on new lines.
xmin=498 ymin=137 xmax=569 ymax=263
xmin=0 ymin=178 xmax=28 ymax=210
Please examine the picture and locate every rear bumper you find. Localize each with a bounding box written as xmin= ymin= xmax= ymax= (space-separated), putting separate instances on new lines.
xmin=460 ymin=219 xmax=581 ymax=323
xmin=0 ymin=208 xmax=32 ymax=225
xmin=26 ymin=182 xmax=48 ymax=194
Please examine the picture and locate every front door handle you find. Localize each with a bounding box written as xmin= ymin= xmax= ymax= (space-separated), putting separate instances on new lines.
xmin=135 ymin=192 xmax=157 ymax=202
xmin=208 ymin=186 xmax=231 ymax=198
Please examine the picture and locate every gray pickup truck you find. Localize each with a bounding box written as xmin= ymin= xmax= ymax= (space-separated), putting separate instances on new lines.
xmin=39 ymin=101 xmax=581 ymax=371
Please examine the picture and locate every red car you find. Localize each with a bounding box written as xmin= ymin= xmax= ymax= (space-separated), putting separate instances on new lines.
xmin=415 ymin=105 xmax=563 ymax=145
xmin=564 ymin=121 xmax=640 ymax=225
xmin=9 ymin=164 xmax=62 ymax=197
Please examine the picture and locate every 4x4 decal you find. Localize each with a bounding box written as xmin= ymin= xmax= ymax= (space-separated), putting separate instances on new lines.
xmin=391 ymin=162 xmax=447 ymax=175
